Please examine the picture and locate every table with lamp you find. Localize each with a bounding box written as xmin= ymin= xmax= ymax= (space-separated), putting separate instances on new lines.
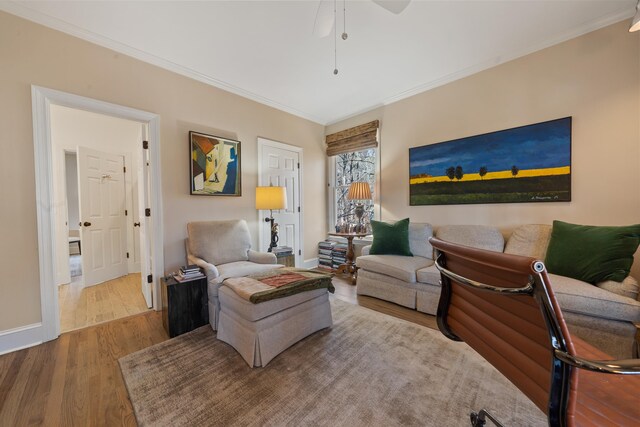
xmin=328 ymin=182 xmax=372 ymax=285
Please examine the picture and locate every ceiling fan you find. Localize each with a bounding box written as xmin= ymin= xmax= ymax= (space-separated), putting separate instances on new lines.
xmin=313 ymin=0 xmax=411 ymax=38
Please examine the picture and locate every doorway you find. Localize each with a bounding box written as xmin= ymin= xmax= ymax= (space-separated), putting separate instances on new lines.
xmin=257 ymin=137 xmax=304 ymax=266
xmin=32 ymin=86 xmax=164 ymax=342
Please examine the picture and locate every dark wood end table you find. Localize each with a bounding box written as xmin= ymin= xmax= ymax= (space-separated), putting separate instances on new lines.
xmin=328 ymin=232 xmax=369 ymax=285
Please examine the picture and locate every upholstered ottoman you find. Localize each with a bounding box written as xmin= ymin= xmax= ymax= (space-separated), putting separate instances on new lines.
xmin=216 ymin=269 xmax=334 ymax=367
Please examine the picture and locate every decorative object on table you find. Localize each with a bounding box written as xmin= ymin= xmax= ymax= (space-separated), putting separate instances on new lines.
xmin=409 ymin=117 xmax=572 ymax=206
xmin=161 ymin=274 xmax=208 ymax=338
xmin=347 ymin=181 xmax=372 ymax=232
xmin=255 ymin=186 xmax=288 ymax=252
xmin=328 ymin=231 xmax=369 ymax=285
xmin=174 ymin=265 xmax=205 ymax=282
xmin=189 ymin=131 xmax=241 ymax=196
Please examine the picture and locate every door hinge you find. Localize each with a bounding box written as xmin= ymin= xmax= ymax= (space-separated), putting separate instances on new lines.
xmin=298 ymin=250 xmax=301 ymax=256
xmin=126 ymin=252 xmax=130 ymax=259
xmin=297 ymin=206 xmax=300 ymax=213
xmin=297 ymin=162 xmax=300 ymax=169
xmin=145 ymin=208 xmax=151 ymax=217
xmin=143 ymin=140 xmax=149 ymax=149
xmin=123 ymin=166 xmax=126 ymax=173
xmin=147 ymin=274 xmax=153 ymax=283
xmin=125 ymin=209 xmax=128 ymax=216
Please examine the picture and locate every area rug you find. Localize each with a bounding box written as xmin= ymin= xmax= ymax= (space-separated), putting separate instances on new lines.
xmin=69 ymin=255 xmax=82 ymax=277
xmin=119 ymin=299 xmax=546 ymax=426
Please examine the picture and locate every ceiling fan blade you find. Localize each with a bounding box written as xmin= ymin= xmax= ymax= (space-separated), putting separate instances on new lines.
xmin=313 ymin=0 xmax=335 ymax=38
xmin=371 ymin=0 xmax=411 ymax=14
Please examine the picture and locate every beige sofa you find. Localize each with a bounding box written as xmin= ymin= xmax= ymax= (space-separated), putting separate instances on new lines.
xmin=355 ymin=223 xmax=640 ymax=358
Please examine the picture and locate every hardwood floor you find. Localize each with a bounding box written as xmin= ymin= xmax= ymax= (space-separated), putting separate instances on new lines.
xmin=59 ymin=273 xmax=151 ymax=333
xmin=0 ymin=312 xmax=167 ymax=426
xmin=1 ymin=275 xmax=437 ymax=426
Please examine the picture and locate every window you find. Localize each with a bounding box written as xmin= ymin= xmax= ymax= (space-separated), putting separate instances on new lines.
xmin=330 ymin=148 xmax=377 ymax=230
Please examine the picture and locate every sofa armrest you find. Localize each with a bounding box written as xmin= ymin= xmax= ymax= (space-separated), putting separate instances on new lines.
xmin=187 ymin=254 xmax=219 ymax=279
xmin=596 ymin=275 xmax=639 ymax=301
xmin=361 ymin=245 xmax=371 ymax=256
xmin=248 ymin=249 xmax=277 ymax=264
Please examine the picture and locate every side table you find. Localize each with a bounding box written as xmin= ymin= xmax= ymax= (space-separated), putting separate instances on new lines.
xmin=161 ymin=274 xmax=209 ymax=338
xmin=328 ymin=232 xmax=369 ymax=285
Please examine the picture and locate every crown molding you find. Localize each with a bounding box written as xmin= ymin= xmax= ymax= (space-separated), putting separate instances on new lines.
xmin=0 ymin=2 xmax=326 ymax=125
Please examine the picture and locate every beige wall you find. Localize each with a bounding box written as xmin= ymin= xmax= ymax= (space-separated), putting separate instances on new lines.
xmin=0 ymin=11 xmax=326 ymax=331
xmin=328 ymin=21 xmax=640 ymax=277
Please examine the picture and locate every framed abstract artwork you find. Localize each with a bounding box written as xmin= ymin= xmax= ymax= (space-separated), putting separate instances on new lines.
xmin=189 ymin=131 xmax=241 ymax=196
xmin=409 ymin=117 xmax=571 ymax=205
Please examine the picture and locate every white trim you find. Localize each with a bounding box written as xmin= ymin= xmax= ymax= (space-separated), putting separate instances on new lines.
xmin=31 ymin=86 xmax=164 ymax=344
xmin=257 ymin=137 xmax=304 ymax=267
xmin=303 ymin=258 xmax=319 ymax=270
xmin=0 ymin=323 xmax=43 ymax=356
xmin=0 ymin=2 xmax=325 ymax=126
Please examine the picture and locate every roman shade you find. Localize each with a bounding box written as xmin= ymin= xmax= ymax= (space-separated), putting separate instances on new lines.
xmin=325 ymin=120 xmax=379 ymax=156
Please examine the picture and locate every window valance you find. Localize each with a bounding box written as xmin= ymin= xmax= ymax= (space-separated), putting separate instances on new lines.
xmin=325 ymin=120 xmax=379 ymax=157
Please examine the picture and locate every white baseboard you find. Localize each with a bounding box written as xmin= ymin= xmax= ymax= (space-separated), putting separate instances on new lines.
xmin=0 ymin=323 xmax=43 ymax=355
xmin=303 ymin=258 xmax=318 ymax=269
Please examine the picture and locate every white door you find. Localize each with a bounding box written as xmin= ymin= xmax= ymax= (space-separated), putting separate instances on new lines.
xmin=77 ymin=146 xmax=128 ymax=286
xmin=260 ymin=142 xmax=302 ymax=266
xmin=138 ymin=127 xmax=153 ymax=308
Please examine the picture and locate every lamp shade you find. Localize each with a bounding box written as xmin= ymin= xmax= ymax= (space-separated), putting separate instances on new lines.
xmin=347 ymin=182 xmax=372 ymax=201
xmin=256 ymin=186 xmax=287 ymax=210
xmin=631 ymin=2 xmax=640 ymax=32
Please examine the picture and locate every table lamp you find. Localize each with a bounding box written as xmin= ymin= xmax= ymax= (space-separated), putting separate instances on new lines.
xmin=255 ymin=186 xmax=288 ymax=252
xmin=347 ymin=182 xmax=372 ymax=231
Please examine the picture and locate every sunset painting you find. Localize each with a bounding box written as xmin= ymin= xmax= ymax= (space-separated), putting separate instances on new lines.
xmin=409 ymin=117 xmax=571 ymax=205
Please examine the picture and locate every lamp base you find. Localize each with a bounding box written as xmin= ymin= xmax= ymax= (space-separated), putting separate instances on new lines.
xmin=266 ymin=217 xmax=279 ymax=252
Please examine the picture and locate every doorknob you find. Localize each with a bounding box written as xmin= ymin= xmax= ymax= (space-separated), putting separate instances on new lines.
xmin=83 ymin=221 xmax=92 ymax=227
xmin=134 ymin=222 xmax=141 ymax=227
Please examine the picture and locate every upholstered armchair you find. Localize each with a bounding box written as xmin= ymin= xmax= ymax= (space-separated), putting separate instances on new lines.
xmin=186 ymin=220 xmax=282 ymax=330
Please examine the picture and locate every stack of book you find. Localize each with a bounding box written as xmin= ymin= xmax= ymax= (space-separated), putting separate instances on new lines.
xmin=332 ymin=242 xmax=348 ymax=269
xmin=174 ymin=265 xmax=205 ymax=282
xmin=317 ymin=240 xmax=335 ymax=271
xmin=273 ymin=246 xmax=293 ymax=256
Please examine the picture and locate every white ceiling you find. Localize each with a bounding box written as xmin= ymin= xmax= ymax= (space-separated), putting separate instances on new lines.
xmin=1 ymin=1 xmax=634 ymax=124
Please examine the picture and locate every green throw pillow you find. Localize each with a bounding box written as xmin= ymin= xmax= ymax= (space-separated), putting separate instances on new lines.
xmin=544 ymin=220 xmax=640 ymax=284
xmin=369 ymin=218 xmax=413 ymax=256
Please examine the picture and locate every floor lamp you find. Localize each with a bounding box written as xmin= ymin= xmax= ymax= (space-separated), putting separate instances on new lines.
xmin=256 ymin=186 xmax=288 ymax=252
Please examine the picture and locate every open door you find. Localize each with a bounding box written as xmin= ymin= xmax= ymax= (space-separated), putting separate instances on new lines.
xmin=77 ymin=146 xmax=128 ymax=286
xmin=138 ymin=125 xmax=153 ymax=308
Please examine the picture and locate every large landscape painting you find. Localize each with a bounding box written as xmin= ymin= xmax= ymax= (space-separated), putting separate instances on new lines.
xmin=409 ymin=117 xmax=571 ymax=205
xmin=190 ymin=131 xmax=241 ymax=196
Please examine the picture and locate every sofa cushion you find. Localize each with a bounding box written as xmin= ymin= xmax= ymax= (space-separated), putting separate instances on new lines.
xmin=409 ymin=223 xmax=434 ymax=259
xmin=504 ymin=224 xmax=552 ymax=260
xmin=416 ymin=264 xmax=440 ymax=286
xmin=370 ymin=218 xmax=412 ymax=256
xmin=356 ymin=255 xmax=434 ymax=283
xmin=548 ymin=273 xmax=640 ymax=323
xmin=596 ymin=276 xmax=639 ymax=301
xmin=545 ymin=220 xmax=640 ymax=284
xmin=188 ymin=220 xmax=251 ymax=265
xmin=435 ymin=225 xmax=504 ymax=252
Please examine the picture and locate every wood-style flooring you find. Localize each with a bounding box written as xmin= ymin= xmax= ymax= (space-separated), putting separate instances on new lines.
xmin=0 ymin=275 xmax=437 ymax=426
xmin=59 ymin=273 xmax=151 ymax=333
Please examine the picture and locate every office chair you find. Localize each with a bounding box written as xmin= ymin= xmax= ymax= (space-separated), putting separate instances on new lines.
xmin=429 ymin=237 xmax=640 ymax=427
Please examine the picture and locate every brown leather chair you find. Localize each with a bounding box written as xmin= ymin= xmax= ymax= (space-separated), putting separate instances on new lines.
xmin=429 ymin=237 xmax=640 ymax=427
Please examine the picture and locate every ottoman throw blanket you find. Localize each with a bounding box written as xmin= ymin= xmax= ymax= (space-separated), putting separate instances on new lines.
xmin=223 ymin=267 xmax=334 ymax=304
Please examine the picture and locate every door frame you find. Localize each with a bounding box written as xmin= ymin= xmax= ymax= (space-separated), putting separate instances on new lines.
xmin=257 ymin=137 xmax=304 ymax=266
xmin=31 ymin=85 xmax=164 ymax=342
